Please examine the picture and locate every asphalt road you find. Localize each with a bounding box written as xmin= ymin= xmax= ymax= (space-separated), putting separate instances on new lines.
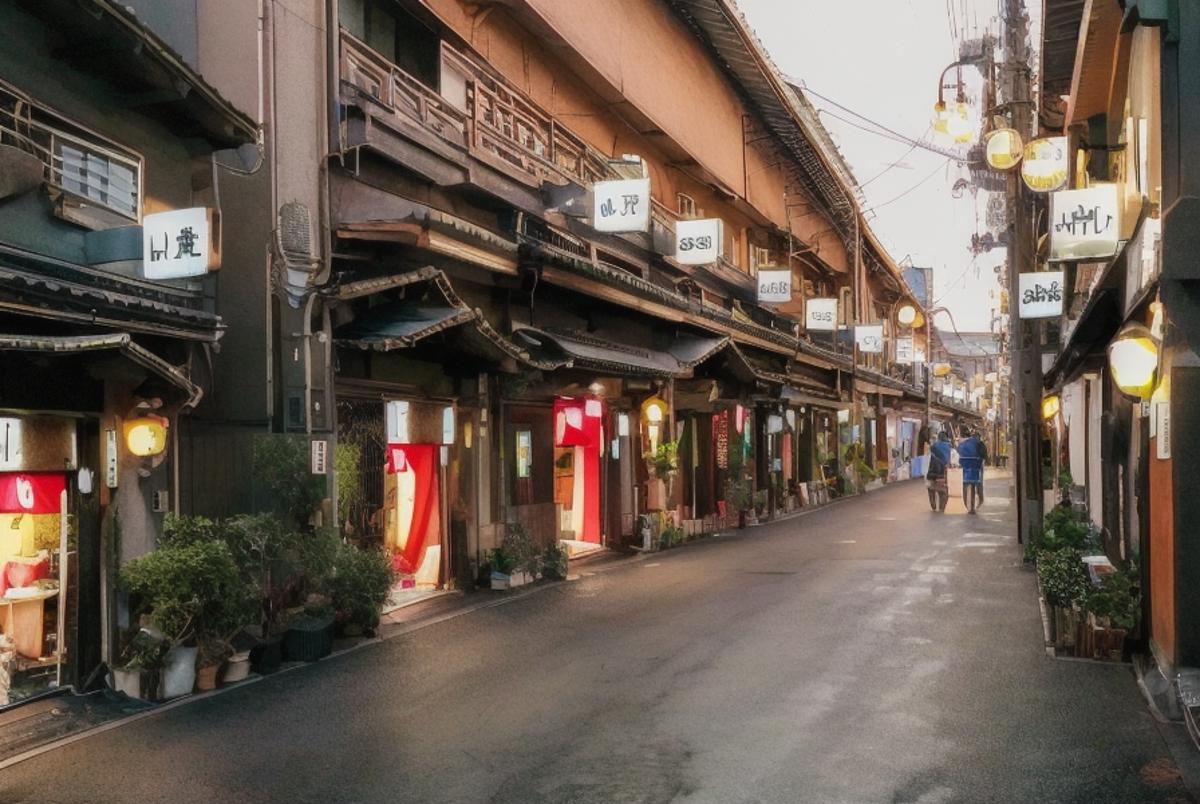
xmin=2 ymin=475 xmax=1194 ymax=804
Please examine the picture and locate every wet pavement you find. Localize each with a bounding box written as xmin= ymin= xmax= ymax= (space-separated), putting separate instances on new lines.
xmin=1 ymin=474 xmax=1194 ymax=803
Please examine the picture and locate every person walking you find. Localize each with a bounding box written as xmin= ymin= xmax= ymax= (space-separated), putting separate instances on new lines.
xmin=926 ymin=431 xmax=952 ymax=512
xmin=957 ymin=428 xmax=988 ymax=514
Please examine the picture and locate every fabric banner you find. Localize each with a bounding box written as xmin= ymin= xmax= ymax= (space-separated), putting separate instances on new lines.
xmin=554 ymin=398 xmax=602 ymax=543
xmin=385 ymin=444 xmax=438 ymax=575
xmin=0 ymin=473 xmax=65 ymax=514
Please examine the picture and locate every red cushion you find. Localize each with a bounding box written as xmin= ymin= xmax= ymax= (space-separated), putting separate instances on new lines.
xmin=6 ymin=557 xmax=49 ymax=589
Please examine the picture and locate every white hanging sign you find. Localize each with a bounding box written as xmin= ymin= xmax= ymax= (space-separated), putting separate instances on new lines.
xmin=757 ymin=269 xmax=792 ymax=303
xmin=675 ymin=218 xmax=722 ymax=265
xmin=896 ymin=336 xmax=915 ymax=364
xmin=1018 ymin=271 xmax=1065 ymax=319
xmin=593 ymin=178 xmax=651 ymax=233
xmin=310 ymin=440 xmax=328 ymax=475
xmin=855 ymin=325 xmax=884 ymax=353
xmin=1050 ymin=185 xmax=1120 ymax=261
xmin=1021 ymin=136 xmax=1068 ymax=193
xmin=805 ymin=298 xmax=838 ymax=331
xmin=1156 ymin=402 xmax=1171 ymax=459
xmin=142 ymin=207 xmax=219 ymax=279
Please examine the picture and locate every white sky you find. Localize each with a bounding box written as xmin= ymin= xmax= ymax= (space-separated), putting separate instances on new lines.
xmin=737 ymin=0 xmax=1015 ymax=332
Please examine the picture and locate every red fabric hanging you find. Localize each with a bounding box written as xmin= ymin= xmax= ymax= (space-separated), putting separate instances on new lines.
xmin=0 ymin=474 xmax=65 ymax=514
xmin=386 ymin=444 xmax=438 ymax=575
xmin=553 ymin=398 xmax=603 ymax=543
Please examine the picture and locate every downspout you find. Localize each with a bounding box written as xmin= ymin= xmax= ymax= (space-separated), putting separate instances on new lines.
xmin=265 ymin=0 xmax=278 ymax=432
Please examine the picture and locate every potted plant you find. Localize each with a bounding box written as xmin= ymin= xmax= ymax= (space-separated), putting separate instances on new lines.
xmin=326 ymin=544 xmax=396 ymax=636
xmin=540 ymin=543 xmax=569 ymax=580
xmin=488 ymin=524 xmax=539 ymax=589
xmin=284 ymin=600 xmax=336 ymax=662
xmin=119 ymin=539 xmax=249 ymax=698
xmin=725 ymin=477 xmax=752 ymax=529
xmin=111 ymin=628 xmax=169 ymax=700
xmin=221 ymin=513 xmax=301 ymax=673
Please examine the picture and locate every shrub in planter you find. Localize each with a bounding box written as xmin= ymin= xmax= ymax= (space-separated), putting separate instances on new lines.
xmin=112 ymin=629 xmax=169 ymax=700
xmin=1085 ymin=565 xmax=1140 ymax=632
xmin=327 ymin=545 xmax=396 ymax=633
xmin=1036 ymin=547 xmax=1090 ymax=610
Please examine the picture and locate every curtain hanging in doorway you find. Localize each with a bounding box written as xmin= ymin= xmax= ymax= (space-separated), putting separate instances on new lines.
xmin=386 ymin=443 xmax=438 ymax=574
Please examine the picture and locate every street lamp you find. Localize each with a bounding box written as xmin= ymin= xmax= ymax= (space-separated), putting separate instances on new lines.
xmin=932 ymin=62 xmax=976 ymax=144
xmin=1041 ymin=394 xmax=1061 ymax=420
xmin=1108 ymin=323 xmax=1159 ymax=399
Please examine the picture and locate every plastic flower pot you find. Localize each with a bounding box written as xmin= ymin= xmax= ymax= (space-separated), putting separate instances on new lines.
xmin=283 ymin=614 xmax=335 ymax=662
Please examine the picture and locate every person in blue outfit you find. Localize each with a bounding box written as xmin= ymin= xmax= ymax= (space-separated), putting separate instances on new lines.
xmin=957 ymin=428 xmax=989 ymax=514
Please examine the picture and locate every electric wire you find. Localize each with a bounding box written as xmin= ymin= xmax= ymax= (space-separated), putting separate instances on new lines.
xmin=862 ymin=158 xmax=952 ymax=215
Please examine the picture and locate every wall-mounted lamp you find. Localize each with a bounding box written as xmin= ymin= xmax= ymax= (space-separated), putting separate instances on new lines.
xmin=1108 ymin=323 xmax=1159 ymax=399
xmin=123 ymin=415 xmax=169 ymax=457
xmin=1041 ymin=394 xmax=1061 ymax=421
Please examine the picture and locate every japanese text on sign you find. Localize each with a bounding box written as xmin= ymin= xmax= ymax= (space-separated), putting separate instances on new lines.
xmin=757 ymin=269 xmax=791 ymax=303
xmin=805 ymin=298 xmax=838 ymax=331
xmin=1049 ymin=185 xmax=1120 ymax=261
xmin=1018 ymin=271 xmax=1065 ymax=318
xmin=593 ymin=179 xmax=651 ymax=233
xmin=142 ymin=208 xmax=218 ymax=279
xmin=715 ymin=412 xmax=729 ymax=470
xmin=675 ymin=218 xmax=722 ymax=265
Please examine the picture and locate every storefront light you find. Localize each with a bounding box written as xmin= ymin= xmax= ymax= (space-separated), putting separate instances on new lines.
xmin=984 ymin=128 xmax=1023 ymax=170
xmin=1041 ymin=395 xmax=1060 ymax=421
xmin=1108 ymin=323 xmax=1159 ymax=399
xmin=124 ymin=416 xmax=168 ymax=457
xmin=897 ymin=304 xmax=917 ymax=327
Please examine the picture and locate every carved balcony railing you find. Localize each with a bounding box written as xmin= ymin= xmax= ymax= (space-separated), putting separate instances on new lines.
xmin=340 ymin=30 xmax=615 ymax=191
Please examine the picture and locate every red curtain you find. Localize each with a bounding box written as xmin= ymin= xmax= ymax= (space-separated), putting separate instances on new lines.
xmin=0 ymin=473 xmax=65 ymax=514
xmin=553 ymin=398 xmax=603 ymax=543
xmin=386 ymin=444 xmax=438 ymax=574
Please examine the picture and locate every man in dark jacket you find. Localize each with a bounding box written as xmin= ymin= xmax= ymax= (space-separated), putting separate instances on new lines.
xmin=957 ymin=429 xmax=988 ymax=513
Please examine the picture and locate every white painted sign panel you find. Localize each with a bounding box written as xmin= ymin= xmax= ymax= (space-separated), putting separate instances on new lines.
xmin=674 ymin=218 xmax=722 ymax=265
xmin=311 ymin=439 xmax=328 ymax=475
xmin=105 ymin=429 xmax=118 ymax=488
xmin=593 ymin=178 xmax=651 ymax=233
xmin=805 ymin=298 xmax=838 ymax=332
xmin=756 ymin=269 xmax=792 ymax=303
xmin=896 ymin=336 xmax=915 ymax=364
xmin=1156 ymin=402 xmax=1171 ymax=459
xmin=1050 ymin=185 xmax=1120 ymax=261
xmin=143 ymin=207 xmax=218 ymax=279
xmin=1018 ymin=271 xmax=1065 ymax=319
xmin=855 ymin=325 xmax=884 ymax=354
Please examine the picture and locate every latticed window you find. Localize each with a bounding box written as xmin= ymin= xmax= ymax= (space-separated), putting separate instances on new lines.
xmin=56 ymin=136 xmax=138 ymax=220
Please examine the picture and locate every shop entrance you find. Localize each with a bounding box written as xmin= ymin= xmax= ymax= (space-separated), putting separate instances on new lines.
xmin=0 ymin=471 xmax=70 ymax=705
xmin=553 ymin=397 xmax=603 ymax=551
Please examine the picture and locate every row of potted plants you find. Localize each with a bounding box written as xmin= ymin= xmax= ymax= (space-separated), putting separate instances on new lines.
xmin=113 ymin=513 xmax=396 ymax=700
xmin=1029 ymin=503 xmax=1140 ymax=662
xmin=482 ymin=523 xmax=568 ymax=589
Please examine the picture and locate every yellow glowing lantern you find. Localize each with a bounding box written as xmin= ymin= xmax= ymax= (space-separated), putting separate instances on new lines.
xmin=932 ymin=362 xmax=952 ymax=378
xmin=124 ymin=416 xmax=169 ymax=457
xmin=985 ymin=128 xmax=1023 ymax=170
xmin=897 ymin=304 xmax=917 ymax=327
xmin=1108 ymin=324 xmax=1159 ymax=399
xmin=1021 ymin=137 xmax=1068 ymax=192
xmin=1041 ymin=394 xmax=1061 ymax=420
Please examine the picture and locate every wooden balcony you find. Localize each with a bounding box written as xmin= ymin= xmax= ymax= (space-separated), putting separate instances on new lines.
xmin=339 ymin=30 xmax=614 ymax=191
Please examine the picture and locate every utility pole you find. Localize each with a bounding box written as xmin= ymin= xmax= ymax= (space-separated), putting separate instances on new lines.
xmin=1002 ymin=0 xmax=1042 ymax=543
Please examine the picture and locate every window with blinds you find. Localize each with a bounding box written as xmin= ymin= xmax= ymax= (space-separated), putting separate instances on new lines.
xmin=56 ymin=136 xmax=139 ymax=221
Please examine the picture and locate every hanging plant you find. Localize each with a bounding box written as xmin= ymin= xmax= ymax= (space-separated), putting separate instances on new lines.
xmin=647 ymin=441 xmax=678 ymax=480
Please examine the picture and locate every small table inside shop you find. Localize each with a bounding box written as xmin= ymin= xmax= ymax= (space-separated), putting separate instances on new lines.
xmin=0 ymin=588 xmax=57 ymax=658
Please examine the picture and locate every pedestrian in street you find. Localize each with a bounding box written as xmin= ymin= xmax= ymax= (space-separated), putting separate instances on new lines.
xmin=926 ymin=431 xmax=951 ymax=511
xmin=958 ymin=428 xmax=988 ymax=514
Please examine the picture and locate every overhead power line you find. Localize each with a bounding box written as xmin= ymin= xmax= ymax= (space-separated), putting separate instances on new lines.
xmin=799 ymin=84 xmax=968 ymax=162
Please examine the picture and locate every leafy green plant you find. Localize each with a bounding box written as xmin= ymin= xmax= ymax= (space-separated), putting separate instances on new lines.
xmin=540 ymin=543 xmax=568 ymax=580
xmin=116 ymin=628 xmax=170 ymax=672
xmin=221 ymin=513 xmax=299 ymax=636
xmin=333 ymin=442 xmax=362 ymax=524
xmin=1085 ymin=565 xmax=1140 ymax=631
xmin=326 ymin=544 xmax=396 ymax=631
xmin=1029 ymin=504 xmax=1094 ymax=556
xmin=725 ymin=477 xmax=752 ymax=513
xmin=252 ymin=434 xmax=327 ymax=528
xmin=647 ymin=441 xmax=678 ymax=480
xmin=659 ymin=524 xmax=684 ymax=549
xmin=120 ymin=540 xmax=257 ymax=657
xmin=159 ymin=513 xmax=219 ymax=548
xmin=1036 ymin=547 xmax=1090 ymax=609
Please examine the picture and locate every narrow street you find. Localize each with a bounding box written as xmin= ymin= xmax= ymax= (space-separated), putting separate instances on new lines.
xmin=2 ymin=476 xmax=1191 ymax=804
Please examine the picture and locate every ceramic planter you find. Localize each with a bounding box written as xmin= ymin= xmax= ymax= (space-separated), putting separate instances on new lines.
xmin=221 ymin=651 xmax=252 ymax=684
xmin=160 ymin=646 xmax=198 ymax=699
xmin=195 ymin=663 xmax=219 ymax=692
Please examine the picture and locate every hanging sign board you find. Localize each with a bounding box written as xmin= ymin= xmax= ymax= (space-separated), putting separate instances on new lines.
xmin=1018 ymin=271 xmax=1065 ymax=318
xmin=142 ymin=207 xmax=220 ymax=279
xmin=757 ymin=269 xmax=792 ymax=303
xmin=593 ymin=178 xmax=651 ymax=233
xmin=310 ymin=440 xmax=328 ymax=475
xmin=675 ymin=218 xmax=722 ymax=265
xmin=1050 ymin=185 xmax=1120 ymax=261
xmin=855 ymin=325 xmax=884 ymax=354
xmin=1021 ymin=137 xmax=1068 ymax=193
xmin=1156 ymin=402 xmax=1171 ymax=459
xmin=715 ymin=411 xmax=729 ymax=470
xmin=0 ymin=473 xmax=66 ymax=514
xmin=805 ymin=298 xmax=838 ymax=331
xmin=896 ymin=336 xmax=915 ymax=364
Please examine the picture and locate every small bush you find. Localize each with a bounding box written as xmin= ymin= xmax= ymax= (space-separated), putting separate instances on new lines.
xmin=540 ymin=544 xmax=568 ymax=580
xmin=327 ymin=545 xmax=396 ymax=630
xmin=1036 ymin=547 xmax=1090 ymax=609
xmin=1085 ymin=565 xmax=1140 ymax=630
